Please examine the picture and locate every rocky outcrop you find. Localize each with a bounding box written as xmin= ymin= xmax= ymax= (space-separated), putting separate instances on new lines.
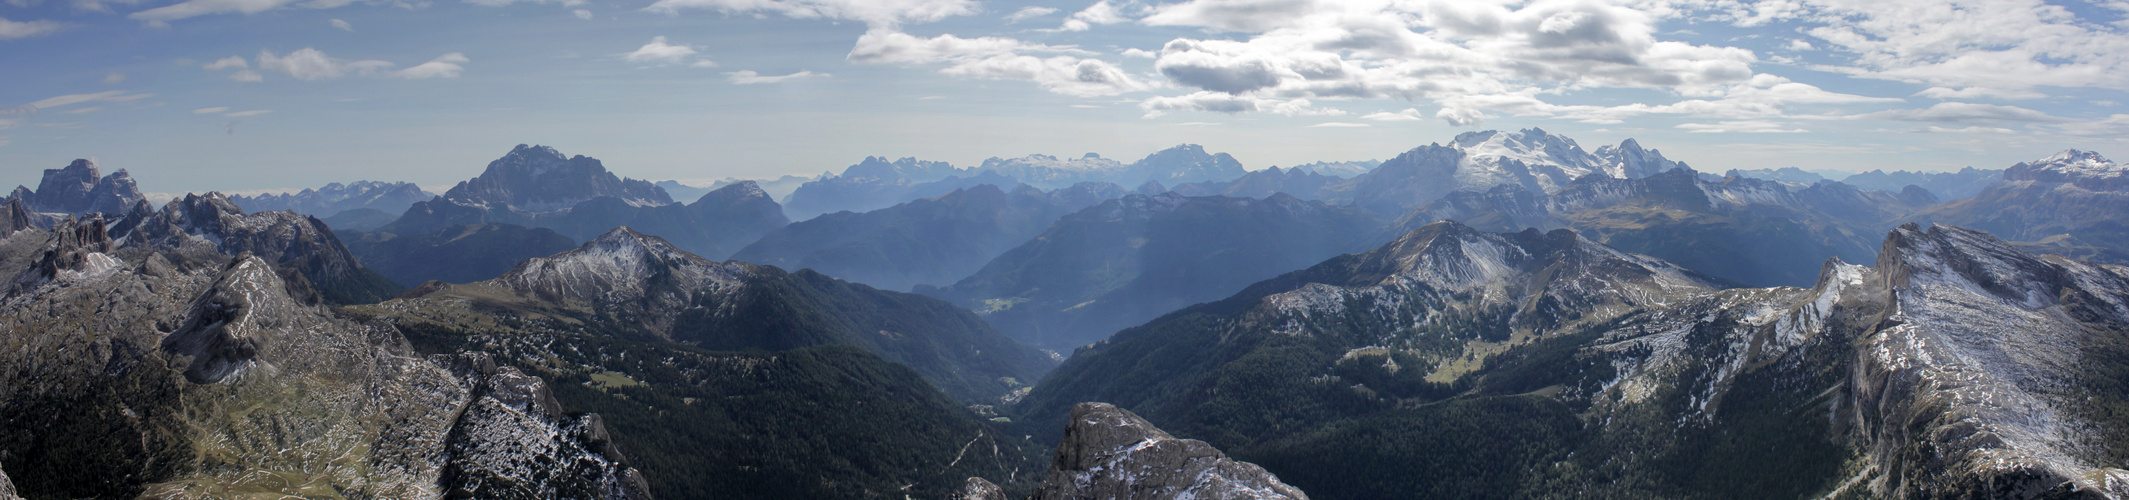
xmin=956 ymin=477 xmax=1008 ymax=500
xmin=444 ymin=144 xmax=670 ymax=211
xmin=0 ymin=466 xmax=18 ymax=500
xmin=435 ymin=353 xmax=651 ymax=499
xmin=0 ymin=219 xmax=645 ymax=499
xmin=1037 ymin=403 xmax=1307 ymax=500
xmin=112 ymin=192 xmax=402 ymax=304
xmin=8 ymin=159 xmax=145 ymax=216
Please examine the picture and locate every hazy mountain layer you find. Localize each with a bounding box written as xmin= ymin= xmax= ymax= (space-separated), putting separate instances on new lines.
xmin=227 ymin=180 xmax=432 ymax=218
xmin=931 ymin=192 xmax=1386 ymax=351
xmin=735 ymin=183 xmax=1123 ymax=291
xmin=383 ymin=147 xmax=788 ymax=261
xmin=339 ymin=223 xmax=578 ymax=287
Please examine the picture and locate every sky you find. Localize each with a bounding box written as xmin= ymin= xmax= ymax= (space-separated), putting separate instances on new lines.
xmin=4 ymin=0 xmax=2129 ymax=194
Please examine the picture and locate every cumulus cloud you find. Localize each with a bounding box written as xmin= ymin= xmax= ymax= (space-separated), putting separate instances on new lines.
xmin=228 ymin=70 xmax=263 ymax=82
xmin=626 ymin=36 xmax=709 ymax=66
xmin=727 ymin=69 xmax=829 ymax=84
xmin=1308 ymin=122 xmax=1369 ymax=127
xmin=1057 ymin=0 xmax=1134 ymax=31
xmin=573 ymin=8 xmax=591 ymax=19
xmin=1004 ymin=6 xmax=1056 ymax=23
xmin=330 ymin=18 xmax=351 ymax=31
xmin=0 ymin=16 xmax=66 ymax=39
xmin=848 ymin=29 xmax=1147 ymax=96
xmin=643 ymin=0 xmax=974 ymax=28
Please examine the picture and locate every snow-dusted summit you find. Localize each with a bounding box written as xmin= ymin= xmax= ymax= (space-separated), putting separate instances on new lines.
xmin=1343 ymin=128 xmax=1689 ymax=212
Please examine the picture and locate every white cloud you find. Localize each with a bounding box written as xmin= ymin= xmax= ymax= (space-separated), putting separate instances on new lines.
xmin=573 ymin=8 xmax=591 ymax=19
xmin=0 ymin=16 xmax=67 ymax=39
xmin=203 ymin=56 xmax=249 ymax=70
xmin=463 ymin=0 xmax=586 ymax=7
xmin=1786 ymin=39 xmax=1814 ymax=51
xmin=727 ymin=69 xmax=829 ymax=84
xmin=626 ymin=36 xmax=704 ymax=65
xmin=1676 ymin=120 xmax=1809 ymax=133
xmin=1360 ymin=108 xmax=1423 ymax=121
xmin=643 ymin=0 xmax=974 ymax=28
xmin=1004 ymin=6 xmax=1056 ymax=23
xmin=192 ymin=106 xmax=230 ymax=114
xmin=1912 ymin=86 xmax=2047 ymax=100
xmin=129 ymin=0 xmax=304 ymax=23
xmin=225 ymin=109 xmax=272 ymax=117
xmin=26 ymin=90 xmax=153 ymax=110
xmin=258 ymin=48 xmax=393 ymax=80
xmin=848 ymin=29 xmax=1147 ymax=96
xmin=1138 ymin=91 xmax=1342 ymax=117
xmin=103 ymin=73 xmax=125 ymax=84
xmin=1859 ymin=102 xmax=2066 ymax=123
xmin=228 ymin=70 xmax=263 ymax=82
xmin=1308 ymin=122 xmax=1369 ymax=127
xmin=330 ymin=18 xmax=351 ymax=31
xmin=1057 ymin=0 xmax=1133 ymax=31
xmin=395 ymin=52 xmax=468 ymax=79
xmin=1121 ymin=48 xmax=1156 ymax=59
xmin=1757 ymin=0 xmax=2129 ymax=91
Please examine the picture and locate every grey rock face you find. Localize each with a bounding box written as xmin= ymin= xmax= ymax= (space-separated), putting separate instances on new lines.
xmin=113 ymin=192 xmax=402 ymax=304
xmin=0 ymin=218 xmax=645 ymax=499
xmin=957 ymin=477 xmax=1008 ymax=500
xmin=0 ymin=466 xmax=18 ymax=500
xmin=9 ymin=159 xmax=145 ymax=216
xmin=1039 ymin=403 xmax=1307 ymax=500
xmin=445 ymin=144 xmax=671 ymax=211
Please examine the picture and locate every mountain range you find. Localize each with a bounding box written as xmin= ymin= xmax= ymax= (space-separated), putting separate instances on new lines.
xmin=379 ymin=144 xmax=789 ymax=262
xmin=734 ymin=182 xmax=1125 ymax=292
xmin=927 ymin=192 xmax=1386 ymax=351
xmin=1015 ymin=219 xmax=2129 ymax=498
xmin=226 ymin=180 xmax=433 ymax=220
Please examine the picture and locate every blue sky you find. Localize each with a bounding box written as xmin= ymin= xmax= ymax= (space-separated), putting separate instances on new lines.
xmin=5 ymin=0 xmax=2129 ymax=194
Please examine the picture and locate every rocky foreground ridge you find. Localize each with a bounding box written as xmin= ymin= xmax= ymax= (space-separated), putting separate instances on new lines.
xmin=0 ymin=208 xmax=645 ymax=498
xmin=962 ymin=402 xmax=1309 ymax=500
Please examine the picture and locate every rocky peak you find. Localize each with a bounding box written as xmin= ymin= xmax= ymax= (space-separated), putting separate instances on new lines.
xmin=443 ymin=145 xmax=672 ymax=211
xmin=1037 ymin=402 xmax=1308 ymax=500
xmin=1130 ymin=144 xmax=1246 ymax=184
xmin=1593 ymin=137 xmax=1689 ymax=179
xmin=12 ymin=159 xmax=144 ymax=216
xmin=838 ymin=156 xmax=962 ymax=182
xmin=1133 ymin=180 xmax=1167 ymax=195
xmin=1873 ymin=223 xmax=2067 ymax=306
xmin=2004 ymin=149 xmax=2128 ymax=190
xmin=497 ymin=227 xmax=745 ymax=302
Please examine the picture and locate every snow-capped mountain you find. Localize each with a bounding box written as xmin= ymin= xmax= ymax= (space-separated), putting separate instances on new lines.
xmin=1340 ymin=128 xmax=1690 ymax=213
xmin=227 ymin=180 xmax=433 ymax=218
xmin=1917 ymin=149 xmax=2129 ymax=264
